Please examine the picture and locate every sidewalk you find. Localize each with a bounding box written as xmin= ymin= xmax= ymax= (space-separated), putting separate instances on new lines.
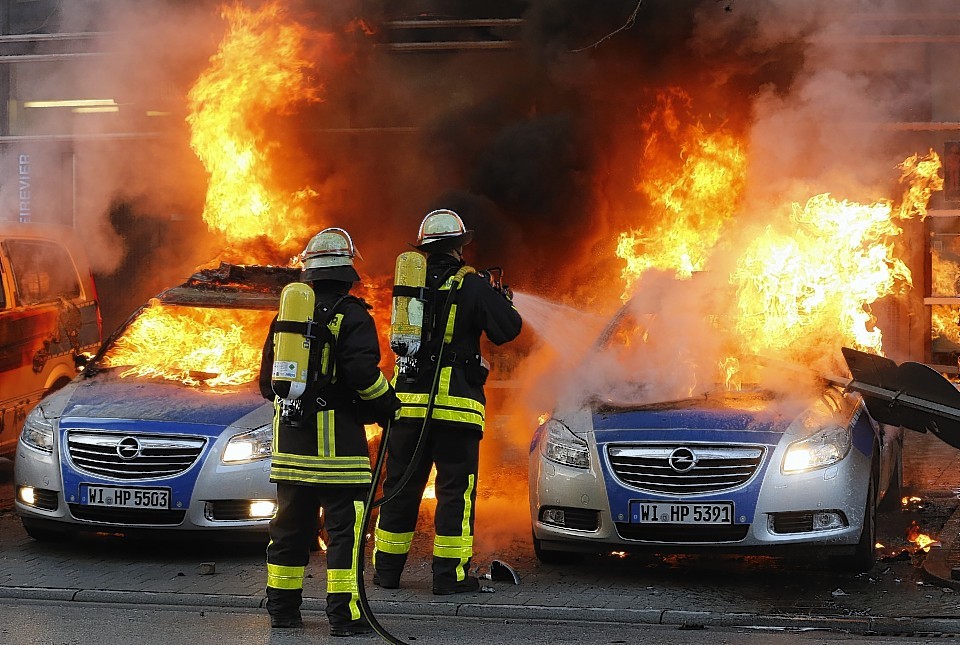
xmin=2 ymin=428 xmax=960 ymax=636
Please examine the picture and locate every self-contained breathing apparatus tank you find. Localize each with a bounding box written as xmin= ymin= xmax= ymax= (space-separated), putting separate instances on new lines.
xmin=390 ymin=251 xmax=427 ymax=382
xmin=271 ymin=281 xmax=316 ymax=424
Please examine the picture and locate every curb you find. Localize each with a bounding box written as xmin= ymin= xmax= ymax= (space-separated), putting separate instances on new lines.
xmin=4 ymin=586 xmax=960 ymax=635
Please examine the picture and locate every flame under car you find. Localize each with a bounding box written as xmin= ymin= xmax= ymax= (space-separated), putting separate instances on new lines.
xmin=14 ymin=264 xmax=297 ymax=542
xmin=528 ymin=306 xmax=904 ymax=573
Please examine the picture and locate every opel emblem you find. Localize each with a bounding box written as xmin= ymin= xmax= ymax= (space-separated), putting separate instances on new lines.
xmin=668 ymin=447 xmax=697 ymax=473
xmin=116 ymin=436 xmax=142 ymax=460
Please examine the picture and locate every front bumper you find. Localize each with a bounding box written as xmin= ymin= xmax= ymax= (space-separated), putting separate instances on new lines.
xmin=530 ymin=435 xmax=873 ymax=554
xmin=14 ymin=426 xmax=276 ymax=536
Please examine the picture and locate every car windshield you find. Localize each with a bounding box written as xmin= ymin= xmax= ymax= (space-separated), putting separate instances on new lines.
xmin=99 ymin=300 xmax=274 ymax=389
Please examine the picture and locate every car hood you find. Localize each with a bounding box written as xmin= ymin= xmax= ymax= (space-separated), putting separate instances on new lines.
xmin=46 ymin=372 xmax=271 ymax=428
xmin=589 ymin=390 xmax=807 ymax=435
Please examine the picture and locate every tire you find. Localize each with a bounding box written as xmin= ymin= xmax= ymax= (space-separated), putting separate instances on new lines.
xmin=846 ymin=477 xmax=878 ymax=573
xmin=878 ymin=449 xmax=903 ymax=512
xmin=533 ymin=533 xmax=582 ymax=565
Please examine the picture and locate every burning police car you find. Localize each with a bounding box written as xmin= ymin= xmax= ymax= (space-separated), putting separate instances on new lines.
xmin=528 ymin=300 xmax=904 ymax=573
xmin=14 ymin=264 xmax=296 ymax=541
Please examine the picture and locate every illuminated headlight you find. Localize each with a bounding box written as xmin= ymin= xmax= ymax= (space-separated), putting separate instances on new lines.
xmin=222 ymin=425 xmax=272 ymax=464
xmin=782 ymin=424 xmax=851 ymax=473
xmin=249 ymin=500 xmax=277 ymax=518
xmin=541 ymin=419 xmax=589 ymax=469
xmin=20 ymin=408 xmax=55 ymax=453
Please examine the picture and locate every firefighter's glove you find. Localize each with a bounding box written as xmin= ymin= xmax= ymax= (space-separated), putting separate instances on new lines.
xmin=372 ymin=394 xmax=403 ymax=428
xmin=500 ymin=284 xmax=513 ymax=301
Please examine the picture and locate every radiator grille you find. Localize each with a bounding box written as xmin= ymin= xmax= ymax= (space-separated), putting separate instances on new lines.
xmin=607 ymin=444 xmax=765 ymax=495
xmin=67 ymin=431 xmax=206 ymax=480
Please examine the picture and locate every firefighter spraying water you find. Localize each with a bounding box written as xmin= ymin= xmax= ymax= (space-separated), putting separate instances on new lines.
xmin=372 ymin=209 xmax=522 ymax=595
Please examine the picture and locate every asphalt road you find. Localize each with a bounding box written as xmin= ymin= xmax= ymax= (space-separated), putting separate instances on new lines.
xmin=1 ymin=598 xmax=957 ymax=645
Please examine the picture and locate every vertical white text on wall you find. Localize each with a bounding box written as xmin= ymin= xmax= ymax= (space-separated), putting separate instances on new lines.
xmin=18 ymin=154 xmax=31 ymax=223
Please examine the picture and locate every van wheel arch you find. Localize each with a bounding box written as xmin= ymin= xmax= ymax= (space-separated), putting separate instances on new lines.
xmin=43 ymin=376 xmax=72 ymax=399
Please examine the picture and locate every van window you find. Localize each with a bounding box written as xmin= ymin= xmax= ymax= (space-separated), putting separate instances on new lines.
xmin=4 ymin=239 xmax=82 ymax=306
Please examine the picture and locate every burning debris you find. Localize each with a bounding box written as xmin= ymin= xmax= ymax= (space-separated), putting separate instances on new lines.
xmin=907 ymin=520 xmax=940 ymax=553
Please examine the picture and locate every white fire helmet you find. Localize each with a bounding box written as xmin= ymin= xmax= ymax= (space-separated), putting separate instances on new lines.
xmin=413 ymin=209 xmax=474 ymax=252
xmin=301 ymin=227 xmax=362 ymax=282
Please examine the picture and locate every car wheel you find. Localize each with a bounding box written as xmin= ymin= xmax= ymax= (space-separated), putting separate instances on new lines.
xmin=878 ymin=450 xmax=903 ymax=512
xmin=846 ymin=477 xmax=878 ymax=574
xmin=21 ymin=518 xmax=69 ymax=543
xmin=533 ymin=533 xmax=583 ymax=565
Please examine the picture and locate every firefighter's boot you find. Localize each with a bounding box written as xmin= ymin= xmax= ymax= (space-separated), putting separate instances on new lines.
xmin=432 ymin=575 xmax=480 ymax=595
xmin=330 ymin=616 xmax=373 ymax=637
xmin=266 ymin=587 xmax=304 ymax=628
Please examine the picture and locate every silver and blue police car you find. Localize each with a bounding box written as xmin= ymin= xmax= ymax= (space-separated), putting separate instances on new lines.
xmin=529 ymin=304 xmax=904 ymax=573
xmin=14 ymin=264 xmax=296 ymax=542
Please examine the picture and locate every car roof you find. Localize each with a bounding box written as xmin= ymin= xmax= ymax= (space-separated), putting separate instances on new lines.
xmin=156 ymin=263 xmax=300 ymax=310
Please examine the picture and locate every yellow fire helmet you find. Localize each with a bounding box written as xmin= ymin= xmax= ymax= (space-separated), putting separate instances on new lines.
xmin=412 ymin=209 xmax=474 ymax=252
xmin=301 ymin=227 xmax=362 ymax=283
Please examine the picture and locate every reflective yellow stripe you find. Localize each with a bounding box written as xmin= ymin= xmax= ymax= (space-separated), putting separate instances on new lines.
xmin=349 ymin=500 xmax=363 ymax=619
xmin=374 ymin=526 xmax=414 ymax=555
xmin=267 ymin=563 xmax=305 ymax=590
xmin=433 ymin=534 xmax=473 ymax=559
xmin=358 ymin=373 xmax=389 ymax=400
xmin=462 ymin=473 xmax=475 ymax=539
xmin=321 ymin=342 xmax=331 ymax=376
xmin=271 ymin=454 xmax=371 ymax=469
xmin=327 ymin=568 xmax=357 ymax=594
xmin=432 ymin=474 xmax=475 ymax=580
xmin=270 ymin=453 xmax=372 ymax=485
xmin=270 ymin=468 xmax=372 ymax=485
xmin=398 ymin=392 xmax=429 ymax=405
xmin=326 ymin=501 xmax=364 ymax=622
xmin=444 ymin=303 xmax=458 ymax=343
xmin=319 ymin=409 xmax=334 ymax=457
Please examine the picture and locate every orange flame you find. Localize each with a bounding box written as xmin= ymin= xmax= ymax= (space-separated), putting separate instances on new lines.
xmin=719 ymin=356 xmax=741 ymax=391
xmin=423 ymin=467 xmax=437 ymax=501
xmin=102 ymin=301 xmax=274 ymax=387
xmin=186 ymin=0 xmax=325 ymax=258
xmin=614 ymin=92 xmax=940 ymax=372
xmin=732 ymin=193 xmax=913 ymax=360
xmin=898 ymin=149 xmax=943 ymax=220
xmin=907 ymin=520 xmax=936 ymax=552
xmin=616 ymin=88 xmax=747 ymax=297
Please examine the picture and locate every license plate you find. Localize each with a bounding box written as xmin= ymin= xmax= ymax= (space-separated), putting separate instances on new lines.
xmin=630 ymin=501 xmax=733 ymax=524
xmin=84 ymin=485 xmax=170 ymax=509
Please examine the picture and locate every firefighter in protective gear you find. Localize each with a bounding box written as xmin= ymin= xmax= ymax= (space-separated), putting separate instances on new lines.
xmin=258 ymin=227 xmax=401 ymax=636
xmin=373 ymin=209 xmax=522 ymax=595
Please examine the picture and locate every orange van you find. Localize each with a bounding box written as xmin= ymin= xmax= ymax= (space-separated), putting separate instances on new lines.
xmin=0 ymin=222 xmax=102 ymax=457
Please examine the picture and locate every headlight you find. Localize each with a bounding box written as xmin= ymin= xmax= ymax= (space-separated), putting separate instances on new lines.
xmin=540 ymin=419 xmax=589 ymax=469
xmin=782 ymin=424 xmax=851 ymax=473
xmin=20 ymin=408 xmax=55 ymax=453
xmin=223 ymin=425 xmax=272 ymax=464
